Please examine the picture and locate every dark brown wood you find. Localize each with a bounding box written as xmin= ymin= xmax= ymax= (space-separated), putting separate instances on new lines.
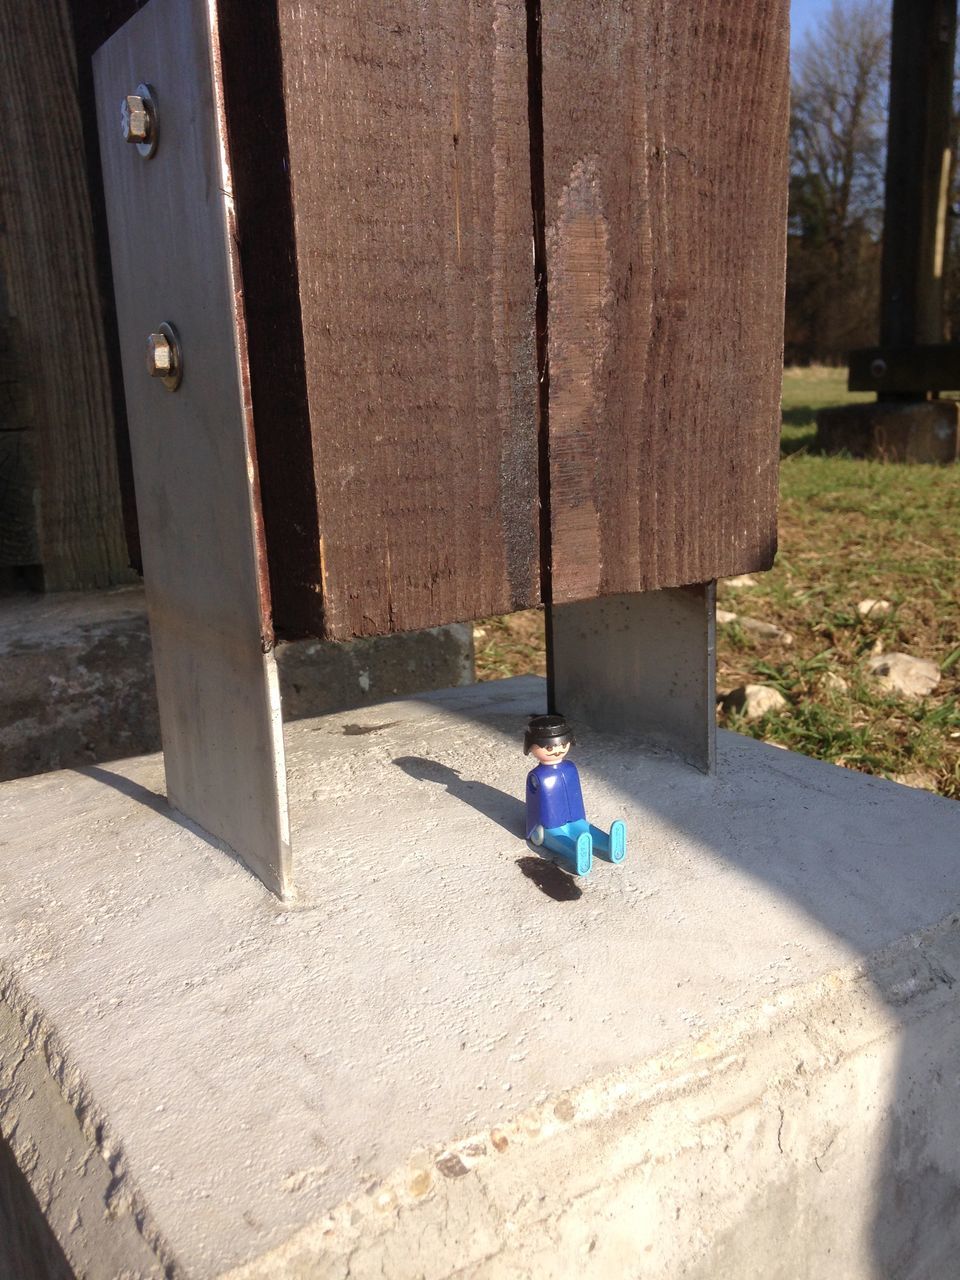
xmin=0 ymin=316 xmax=40 ymax=570
xmin=271 ymin=0 xmax=540 ymax=638
xmin=73 ymin=0 xmax=791 ymax=636
xmin=217 ymin=0 xmax=320 ymax=640
xmin=0 ymin=0 xmax=134 ymax=590
xmin=0 ymin=431 xmax=39 ymax=569
xmin=539 ymin=1 xmax=789 ymax=601
xmin=68 ymin=0 xmax=144 ymax=58
xmin=881 ymin=0 xmax=957 ymax=354
xmin=67 ymin=0 xmax=148 ymax=575
xmin=849 ymin=344 xmax=960 ymax=394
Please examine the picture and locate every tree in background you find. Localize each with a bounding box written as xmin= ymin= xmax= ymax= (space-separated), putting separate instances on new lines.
xmin=786 ymin=0 xmax=889 ymax=364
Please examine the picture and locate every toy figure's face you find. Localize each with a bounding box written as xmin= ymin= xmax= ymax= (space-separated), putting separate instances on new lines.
xmin=530 ymin=740 xmax=570 ymax=765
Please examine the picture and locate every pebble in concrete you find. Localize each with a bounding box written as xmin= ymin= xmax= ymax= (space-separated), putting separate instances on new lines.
xmin=866 ymin=652 xmax=941 ymax=700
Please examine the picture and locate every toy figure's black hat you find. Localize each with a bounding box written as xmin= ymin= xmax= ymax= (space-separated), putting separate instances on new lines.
xmin=524 ymin=713 xmax=575 ymax=755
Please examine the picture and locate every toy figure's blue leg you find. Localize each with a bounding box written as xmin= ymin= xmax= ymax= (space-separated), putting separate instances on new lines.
xmin=589 ymin=820 xmax=626 ymax=864
xmin=541 ymin=824 xmax=592 ymax=876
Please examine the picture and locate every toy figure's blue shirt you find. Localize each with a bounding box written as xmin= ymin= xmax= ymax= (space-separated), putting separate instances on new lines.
xmin=526 ymin=760 xmax=585 ymax=837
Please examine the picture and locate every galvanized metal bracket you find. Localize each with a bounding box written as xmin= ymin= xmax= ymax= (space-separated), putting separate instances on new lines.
xmin=94 ymin=0 xmax=292 ymax=896
xmin=550 ymin=584 xmax=717 ymax=773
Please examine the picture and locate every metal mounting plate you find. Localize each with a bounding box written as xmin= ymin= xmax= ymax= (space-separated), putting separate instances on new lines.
xmin=550 ymin=584 xmax=717 ymax=773
xmin=94 ymin=0 xmax=291 ymax=895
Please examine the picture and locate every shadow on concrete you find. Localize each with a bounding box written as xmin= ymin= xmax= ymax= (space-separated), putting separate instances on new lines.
xmin=414 ymin=677 xmax=960 ymax=1274
xmin=393 ymin=755 xmax=524 ymax=838
xmin=0 ymin=1133 xmax=74 ymax=1280
xmin=515 ymin=855 xmax=583 ymax=902
xmin=75 ymin=764 xmax=236 ymax=858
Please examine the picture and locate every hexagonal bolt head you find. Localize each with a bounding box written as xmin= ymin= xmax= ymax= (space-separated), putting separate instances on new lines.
xmin=146 ymin=332 xmax=175 ymax=377
xmin=121 ymin=94 xmax=152 ymax=144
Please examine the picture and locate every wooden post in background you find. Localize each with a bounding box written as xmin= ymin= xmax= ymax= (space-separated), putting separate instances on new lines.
xmin=880 ymin=0 xmax=957 ymax=364
xmin=841 ymin=0 xmax=958 ymax=449
xmin=0 ymin=0 xmax=133 ymax=590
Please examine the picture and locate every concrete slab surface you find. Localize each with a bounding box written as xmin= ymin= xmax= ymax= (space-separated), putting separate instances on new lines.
xmin=2 ymin=676 xmax=960 ymax=1277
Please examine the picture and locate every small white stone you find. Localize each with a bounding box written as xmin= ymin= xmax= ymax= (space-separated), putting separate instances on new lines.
xmin=724 ymin=574 xmax=759 ymax=589
xmin=722 ymin=684 xmax=789 ymax=721
xmin=715 ymin=610 xmax=792 ymax=644
xmin=738 ymin=616 xmax=794 ymax=645
xmin=891 ymin=771 xmax=938 ymax=792
xmin=866 ymin=652 xmax=940 ymax=700
xmin=857 ymin=598 xmax=893 ymax=620
xmin=821 ymin=671 xmax=849 ymax=693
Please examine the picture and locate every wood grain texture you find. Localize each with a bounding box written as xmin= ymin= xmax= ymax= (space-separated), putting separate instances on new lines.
xmin=0 ymin=0 xmax=133 ymax=589
xmin=539 ymin=1 xmax=789 ymax=601
xmin=275 ymin=1 xmax=540 ymax=638
xmin=68 ymin=0 xmax=149 ymax=575
xmin=217 ymin=0 xmax=320 ymax=640
xmin=0 ymin=432 xmax=39 ymax=567
xmin=0 ymin=318 xmax=38 ymax=567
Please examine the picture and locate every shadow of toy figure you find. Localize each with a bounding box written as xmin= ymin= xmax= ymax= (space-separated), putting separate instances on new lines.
xmin=523 ymin=714 xmax=626 ymax=877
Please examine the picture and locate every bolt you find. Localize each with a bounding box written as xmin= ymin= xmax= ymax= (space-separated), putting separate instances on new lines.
xmin=870 ymin=358 xmax=887 ymax=379
xmin=147 ymin=332 xmax=173 ymax=376
xmin=145 ymin=324 xmax=182 ymax=390
xmin=121 ymin=95 xmax=152 ymax=144
xmin=120 ymin=85 xmax=158 ymax=157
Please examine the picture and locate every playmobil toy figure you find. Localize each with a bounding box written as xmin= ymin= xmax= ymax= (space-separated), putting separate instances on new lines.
xmin=523 ymin=714 xmax=626 ymax=877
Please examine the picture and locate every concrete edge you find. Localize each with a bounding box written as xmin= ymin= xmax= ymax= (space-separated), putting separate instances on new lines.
xmin=0 ymin=965 xmax=176 ymax=1278
xmin=221 ymin=909 xmax=960 ymax=1279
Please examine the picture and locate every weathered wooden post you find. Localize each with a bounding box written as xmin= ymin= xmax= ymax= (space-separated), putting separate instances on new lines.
xmin=89 ymin=0 xmax=788 ymax=895
xmin=0 ymin=0 xmax=135 ymax=591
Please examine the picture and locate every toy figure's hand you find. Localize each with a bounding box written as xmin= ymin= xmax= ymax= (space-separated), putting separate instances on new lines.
xmin=529 ymin=825 xmax=545 ymax=845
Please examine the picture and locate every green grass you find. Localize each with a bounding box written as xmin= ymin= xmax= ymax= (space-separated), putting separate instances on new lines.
xmin=779 ymin=365 xmax=872 ymax=455
xmin=475 ymin=367 xmax=960 ymax=799
xmin=720 ymin=367 xmax=960 ymax=796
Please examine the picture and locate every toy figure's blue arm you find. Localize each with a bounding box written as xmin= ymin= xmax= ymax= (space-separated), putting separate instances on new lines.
xmin=525 ymin=771 xmax=541 ymax=839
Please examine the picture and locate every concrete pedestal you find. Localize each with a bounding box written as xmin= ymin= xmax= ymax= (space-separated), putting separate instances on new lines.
xmin=2 ymin=677 xmax=960 ymax=1278
xmin=815 ymin=399 xmax=960 ymax=462
xmin=0 ymin=587 xmax=473 ymax=781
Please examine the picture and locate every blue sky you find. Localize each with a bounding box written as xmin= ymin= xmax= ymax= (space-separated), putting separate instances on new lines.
xmin=791 ymin=0 xmax=834 ymax=47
